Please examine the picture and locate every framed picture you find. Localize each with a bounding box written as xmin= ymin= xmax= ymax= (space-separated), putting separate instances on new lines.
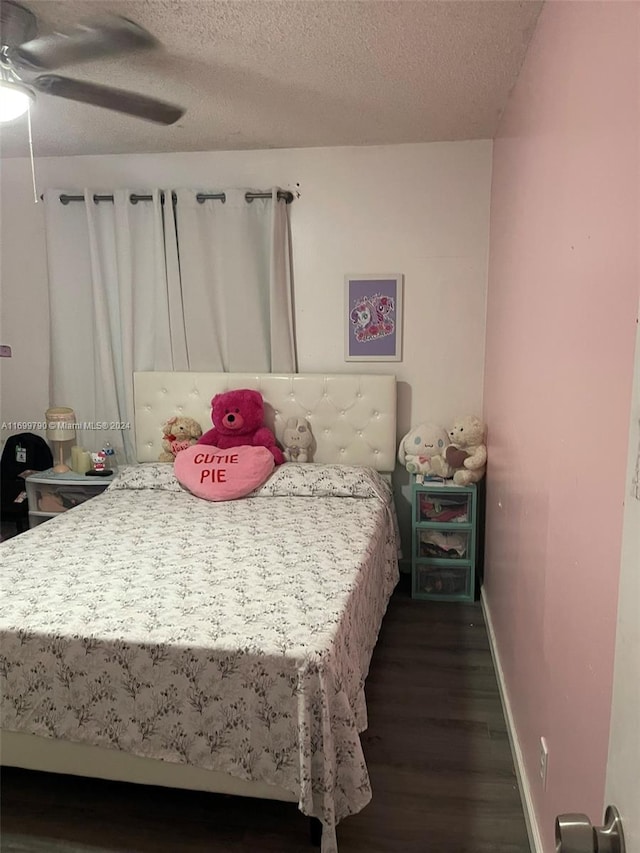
xmin=344 ymin=273 xmax=403 ymax=362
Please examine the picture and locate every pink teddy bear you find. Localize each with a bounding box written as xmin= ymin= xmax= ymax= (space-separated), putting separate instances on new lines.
xmin=198 ymin=389 xmax=285 ymax=465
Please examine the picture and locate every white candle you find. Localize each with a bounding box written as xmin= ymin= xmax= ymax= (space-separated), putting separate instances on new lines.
xmin=71 ymin=446 xmax=84 ymax=473
xmin=76 ymin=451 xmax=92 ymax=475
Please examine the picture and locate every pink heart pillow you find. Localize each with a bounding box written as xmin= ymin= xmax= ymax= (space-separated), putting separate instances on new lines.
xmin=174 ymin=444 xmax=274 ymax=501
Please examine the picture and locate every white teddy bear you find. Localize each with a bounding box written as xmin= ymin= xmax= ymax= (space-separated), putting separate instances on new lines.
xmin=283 ymin=417 xmax=313 ymax=462
xmin=435 ymin=415 xmax=487 ymax=485
xmin=397 ymin=422 xmax=453 ymax=477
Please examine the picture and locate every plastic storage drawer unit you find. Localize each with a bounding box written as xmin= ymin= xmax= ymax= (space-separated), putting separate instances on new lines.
xmin=411 ymin=477 xmax=479 ymax=602
xmin=25 ymin=468 xmax=110 ymax=528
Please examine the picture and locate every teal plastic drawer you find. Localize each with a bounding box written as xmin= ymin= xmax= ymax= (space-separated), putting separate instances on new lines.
xmin=416 ymin=491 xmax=471 ymax=524
xmin=413 ymin=565 xmax=471 ymax=599
xmin=416 ymin=528 xmax=470 ymax=561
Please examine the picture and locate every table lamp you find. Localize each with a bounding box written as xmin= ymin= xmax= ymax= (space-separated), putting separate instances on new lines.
xmin=45 ymin=407 xmax=76 ymax=473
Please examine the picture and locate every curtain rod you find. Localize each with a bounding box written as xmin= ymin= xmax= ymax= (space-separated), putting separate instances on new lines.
xmin=48 ymin=190 xmax=294 ymax=205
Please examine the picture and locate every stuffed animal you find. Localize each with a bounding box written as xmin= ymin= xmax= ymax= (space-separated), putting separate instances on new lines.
xmin=283 ymin=417 xmax=313 ymax=462
xmin=159 ymin=416 xmax=203 ymax=462
xmin=398 ymin=422 xmax=453 ymax=478
xmin=198 ymin=389 xmax=285 ymax=465
xmin=441 ymin=415 xmax=487 ymax=485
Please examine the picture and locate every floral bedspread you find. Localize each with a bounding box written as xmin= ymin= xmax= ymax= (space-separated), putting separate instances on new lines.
xmin=0 ymin=464 xmax=400 ymax=853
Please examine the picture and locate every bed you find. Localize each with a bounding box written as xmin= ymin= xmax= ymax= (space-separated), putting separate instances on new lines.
xmin=0 ymin=372 xmax=399 ymax=853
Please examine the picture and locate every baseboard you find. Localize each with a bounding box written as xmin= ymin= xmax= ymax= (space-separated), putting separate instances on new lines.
xmin=481 ymin=589 xmax=544 ymax=853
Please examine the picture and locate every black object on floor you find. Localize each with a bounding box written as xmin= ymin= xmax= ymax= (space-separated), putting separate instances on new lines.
xmin=0 ymin=432 xmax=53 ymax=534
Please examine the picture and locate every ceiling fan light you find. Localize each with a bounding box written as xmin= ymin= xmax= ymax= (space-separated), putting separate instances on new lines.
xmin=0 ymin=79 xmax=34 ymax=122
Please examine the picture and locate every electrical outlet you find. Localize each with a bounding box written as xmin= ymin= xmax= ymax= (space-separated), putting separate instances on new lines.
xmin=539 ymin=737 xmax=549 ymax=789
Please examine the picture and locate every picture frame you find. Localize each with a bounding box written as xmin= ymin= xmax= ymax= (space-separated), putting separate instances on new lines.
xmin=344 ymin=273 xmax=403 ymax=362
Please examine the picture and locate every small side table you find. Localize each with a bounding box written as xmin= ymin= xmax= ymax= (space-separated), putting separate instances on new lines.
xmin=25 ymin=468 xmax=111 ymax=529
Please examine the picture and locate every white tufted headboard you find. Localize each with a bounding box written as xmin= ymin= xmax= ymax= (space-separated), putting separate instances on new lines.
xmin=134 ymin=372 xmax=397 ymax=472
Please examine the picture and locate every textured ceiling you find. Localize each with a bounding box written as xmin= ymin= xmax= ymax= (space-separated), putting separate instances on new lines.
xmin=0 ymin=0 xmax=543 ymax=158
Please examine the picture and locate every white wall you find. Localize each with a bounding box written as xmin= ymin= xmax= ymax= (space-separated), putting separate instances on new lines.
xmin=0 ymin=161 xmax=51 ymax=441
xmin=0 ymin=141 xmax=492 ymax=549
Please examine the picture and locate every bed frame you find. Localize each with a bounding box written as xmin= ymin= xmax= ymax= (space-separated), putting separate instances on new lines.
xmin=1 ymin=372 xmax=397 ymax=822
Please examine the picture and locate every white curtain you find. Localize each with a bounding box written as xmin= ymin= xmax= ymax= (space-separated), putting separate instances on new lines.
xmin=44 ymin=189 xmax=183 ymax=462
xmin=174 ymin=187 xmax=296 ymax=372
xmin=44 ymin=186 xmax=296 ymax=462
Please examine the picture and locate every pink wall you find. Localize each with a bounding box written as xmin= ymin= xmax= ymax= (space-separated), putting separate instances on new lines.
xmin=484 ymin=1 xmax=639 ymax=848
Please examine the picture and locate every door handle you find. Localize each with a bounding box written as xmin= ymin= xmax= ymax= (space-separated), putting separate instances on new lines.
xmin=555 ymin=805 xmax=625 ymax=853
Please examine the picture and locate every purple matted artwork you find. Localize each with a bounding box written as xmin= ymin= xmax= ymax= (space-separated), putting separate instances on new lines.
xmin=345 ymin=274 xmax=403 ymax=361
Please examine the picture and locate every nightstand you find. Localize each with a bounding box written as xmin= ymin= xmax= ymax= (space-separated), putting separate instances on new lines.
xmin=411 ymin=476 xmax=481 ymax=601
xmin=25 ymin=468 xmax=111 ymax=528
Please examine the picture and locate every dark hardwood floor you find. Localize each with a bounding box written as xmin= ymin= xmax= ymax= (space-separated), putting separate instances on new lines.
xmin=1 ymin=575 xmax=530 ymax=853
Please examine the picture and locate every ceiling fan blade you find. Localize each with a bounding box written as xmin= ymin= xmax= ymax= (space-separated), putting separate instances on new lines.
xmin=34 ymin=75 xmax=185 ymax=125
xmin=10 ymin=16 xmax=157 ymax=71
xmin=1 ymin=1 xmax=37 ymax=49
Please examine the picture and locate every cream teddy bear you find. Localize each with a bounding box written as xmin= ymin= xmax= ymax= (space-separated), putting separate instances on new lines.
xmin=159 ymin=416 xmax=203 ymax=462
xmin=283 ymin=417 xmax=313 ymax=462
xmin=437 ymin=415 xmax=487 ymax=485
xmin=398 ymin=422 xmax=453 ymax=477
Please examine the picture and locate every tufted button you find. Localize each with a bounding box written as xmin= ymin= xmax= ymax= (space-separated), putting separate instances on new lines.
xmin=324 ymin=429 xmax=330 ymax=434
xmin=373 ymin=410 xmax=379 ymax=417
xmin=289 ymin=393 xmax=295 ymax=399
xmin=357 ymin=392 xmax=362 ymax=398
xmin=274 ymin=410 xmax=279 ymax=416
xmin=146 ymin=405 xmax=152 ymax=412
xmin=306 ymin=411 xmax=312 ymax=417
xmin=147 ymin=442 xmax=153 ymax=447
xmin=340 ymin=448 xmax=345 ymax=453
xmin=374 ymin=449 xmax=379 ymax=455
xmin=192 ymin=389 xmax=199 ymax=395
xmin=162 ymin=388 xmax=168 ymax=394
xmin=177 ymin=406 xmax=183 ymax=412
xmin=340 ymin=410 xmax=345 ymax=415
xmin=357 ymin=430 xmax=362 ymax=436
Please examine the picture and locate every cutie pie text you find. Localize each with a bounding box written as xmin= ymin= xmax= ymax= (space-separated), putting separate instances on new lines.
xmin=191 ymin=451 xmax=239 ymax=483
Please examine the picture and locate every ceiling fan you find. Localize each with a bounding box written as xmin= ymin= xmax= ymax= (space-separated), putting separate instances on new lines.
xmin=0 ymin=1 xmax=185 ymax=124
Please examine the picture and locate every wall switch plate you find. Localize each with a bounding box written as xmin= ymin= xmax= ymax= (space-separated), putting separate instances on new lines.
xmin=539 ymin=736 xmax=549 ymax=789
xmin=0 ymin=345 xmax=12 ymax=358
